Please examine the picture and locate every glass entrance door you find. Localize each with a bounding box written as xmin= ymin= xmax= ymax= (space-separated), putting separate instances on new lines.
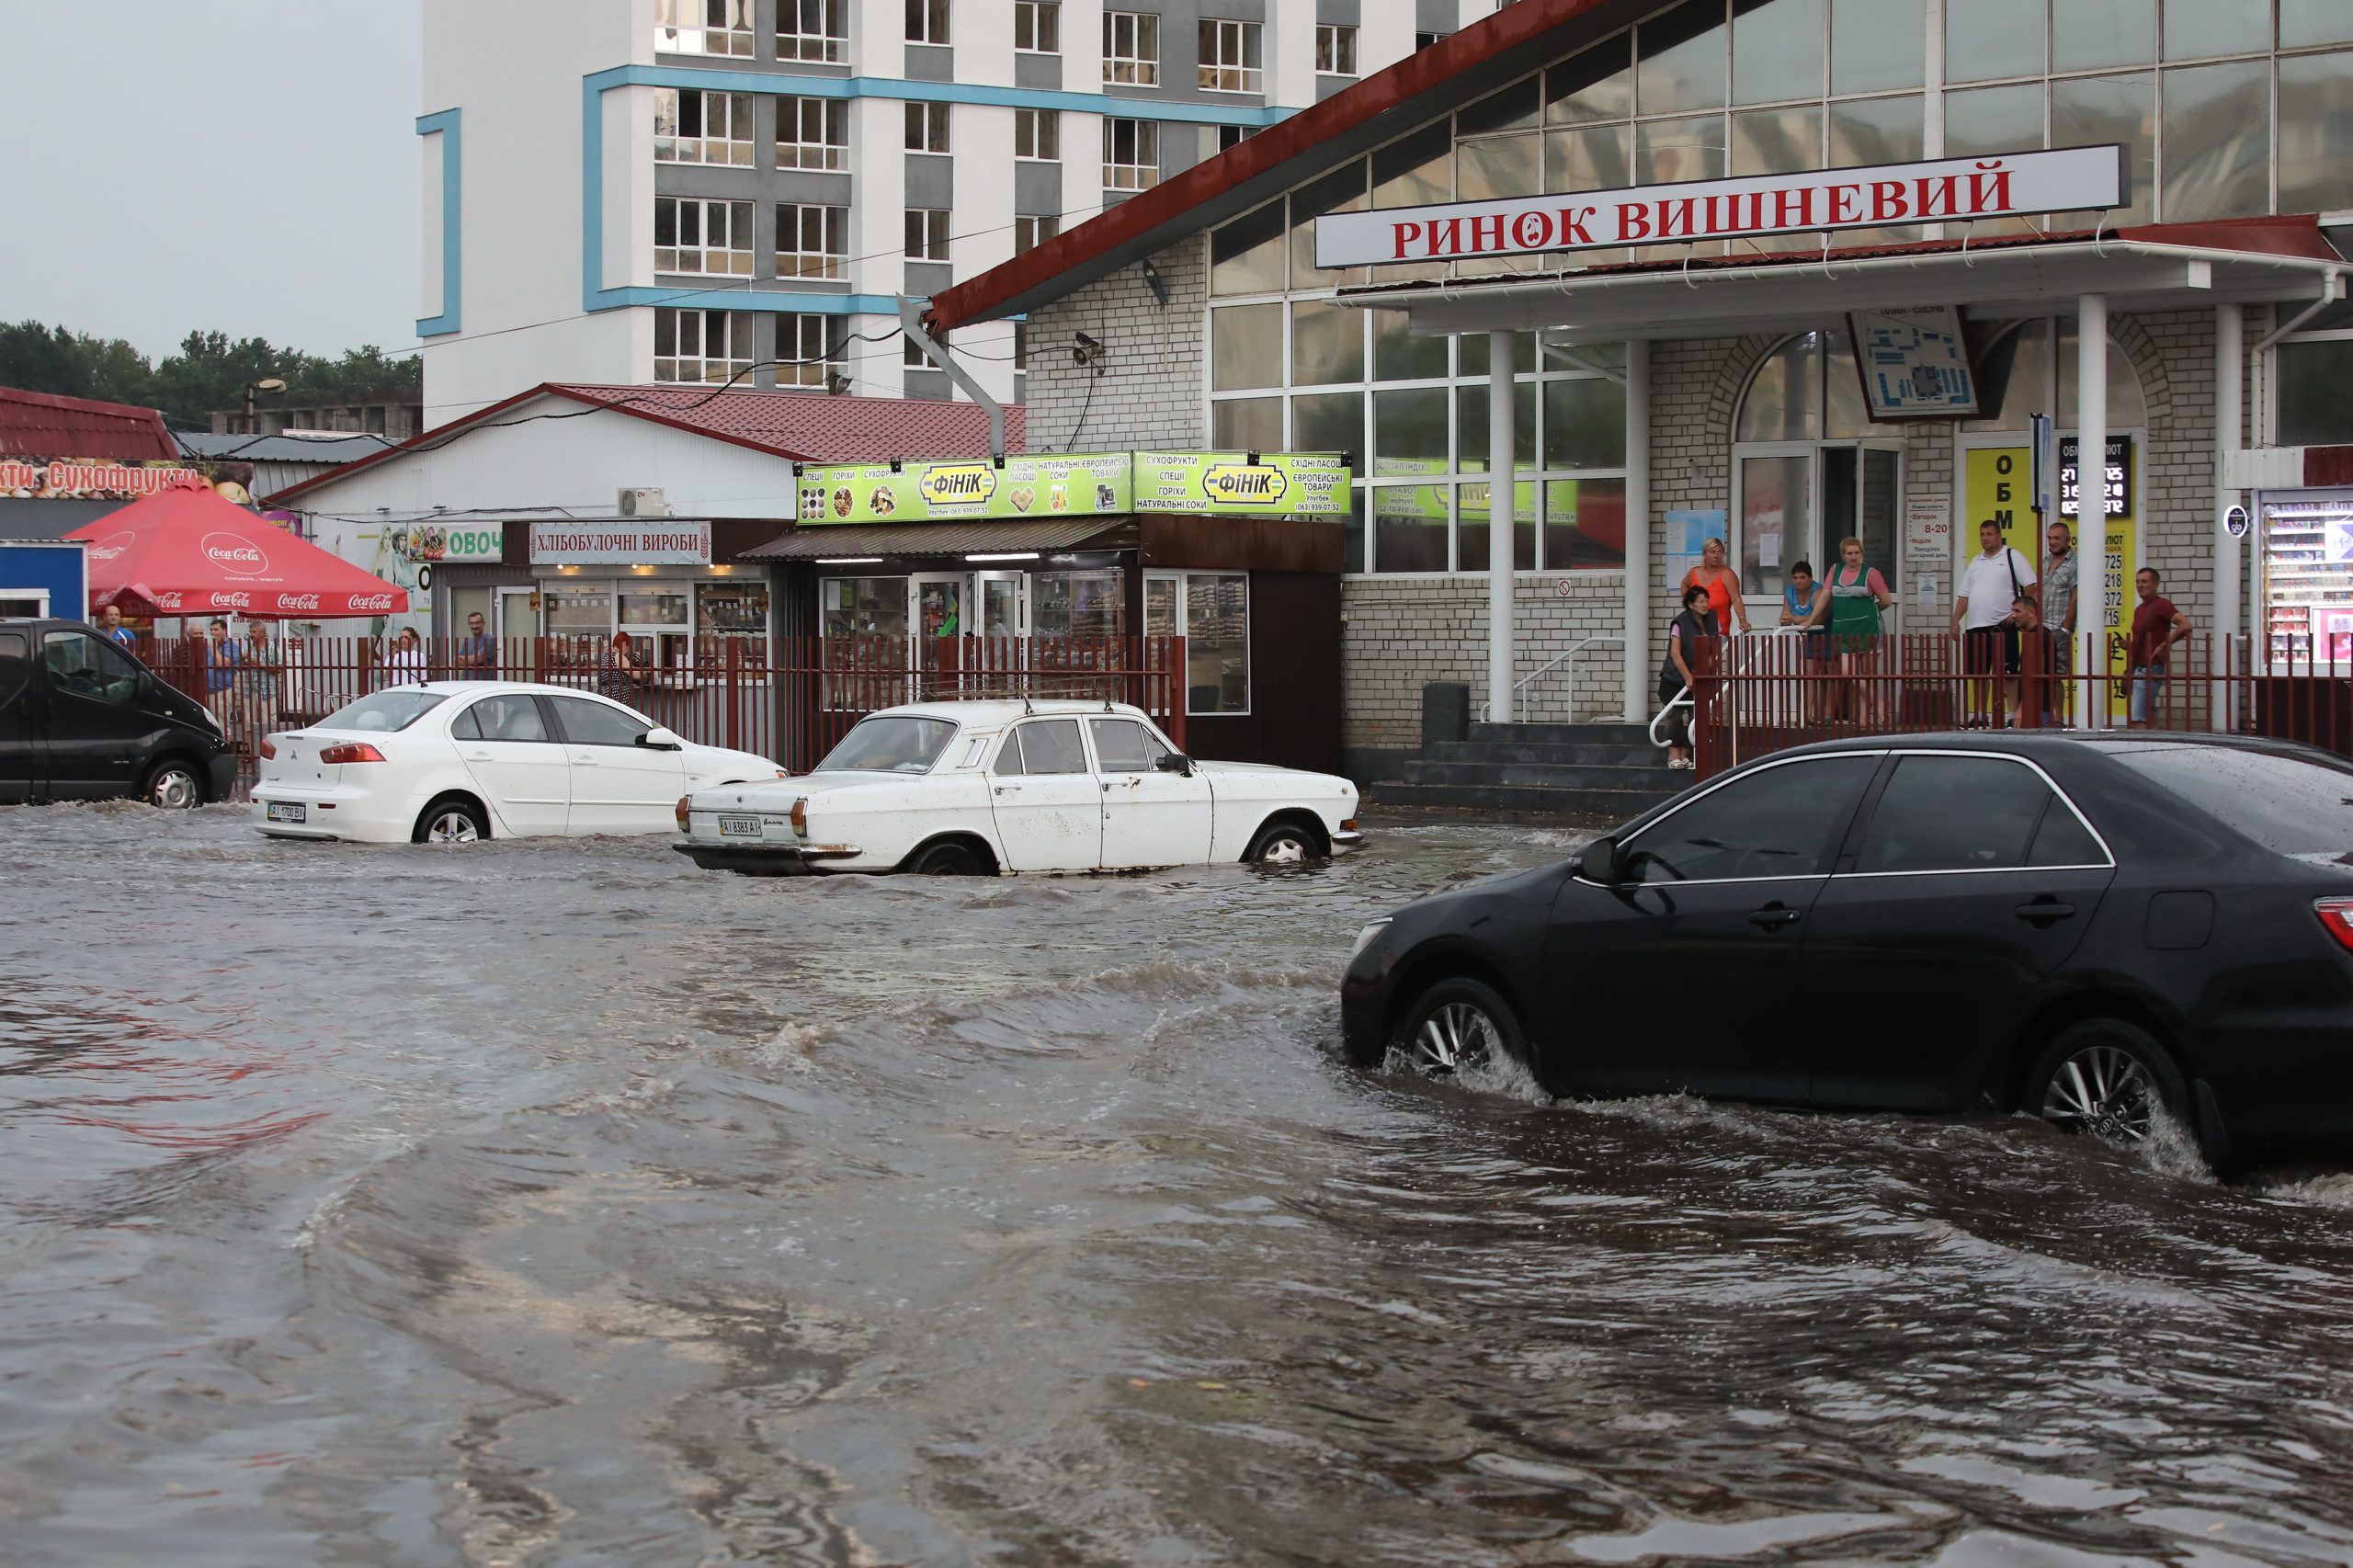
xmin=1824 ymin=443 xmax=1904 ymax=632
xmin=1734 ymin=446 xmax=1813 ymax=628
xmin=909 ymin=574 xmax=968 ymax=698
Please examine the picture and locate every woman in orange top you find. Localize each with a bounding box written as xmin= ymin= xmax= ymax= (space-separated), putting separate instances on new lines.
xmin=1682 ymin=537 xmax=1749 ymax=635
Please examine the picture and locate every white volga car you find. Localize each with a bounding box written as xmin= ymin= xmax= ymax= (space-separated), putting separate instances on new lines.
xmin=252 ymin=681 xmax=783 ymax=844
xmin=675 ymin=700 xmax=1363 ymax=875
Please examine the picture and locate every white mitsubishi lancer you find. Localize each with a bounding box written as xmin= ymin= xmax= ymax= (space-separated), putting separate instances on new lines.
xmin=674 ymin=699 xmax=1364 ymax=875
xmin=252 ymin=682 xmax=783 ymax=843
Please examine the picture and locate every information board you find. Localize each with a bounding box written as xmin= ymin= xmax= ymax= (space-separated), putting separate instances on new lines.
xmin=1849 ymin=305 xmax=1980 ymax=419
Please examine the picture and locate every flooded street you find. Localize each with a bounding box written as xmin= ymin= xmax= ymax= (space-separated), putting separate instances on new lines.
xmin=9 ymin=804 xmax=2353 ymax=1566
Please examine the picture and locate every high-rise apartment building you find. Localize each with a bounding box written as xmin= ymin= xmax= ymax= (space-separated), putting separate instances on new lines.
xmin=418 ymin=2 xmax=1488 ymax=421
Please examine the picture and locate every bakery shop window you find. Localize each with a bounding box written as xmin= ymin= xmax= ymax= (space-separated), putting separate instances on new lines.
xmin=821 ymin=576 xmax=909 ymax=639
xmin=1031 ymin=570 xmax=1128 ymax=639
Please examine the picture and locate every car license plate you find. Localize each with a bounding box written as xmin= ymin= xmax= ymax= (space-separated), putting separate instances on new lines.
xmin=266 ymin=801 xmax=306 ymax=824
xmin=717 ymin=814 xmax=764 ymax=837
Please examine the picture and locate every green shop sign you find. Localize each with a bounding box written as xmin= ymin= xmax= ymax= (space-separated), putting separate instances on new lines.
xmin=796 ymin=450 xmax=1349 ymax=524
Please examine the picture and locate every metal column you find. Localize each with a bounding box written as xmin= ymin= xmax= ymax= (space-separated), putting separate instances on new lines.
xmin=1487 ymin=331 xmax=1514 ymax=724
xmin=2076 ymin=294 xmax=2107 ymax=727
xmin=1623 ymin=338 xmax=1652 ymax=722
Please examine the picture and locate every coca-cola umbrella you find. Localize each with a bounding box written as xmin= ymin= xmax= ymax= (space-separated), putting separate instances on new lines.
xmin=66 ymin=477 xmax=407 ymax=619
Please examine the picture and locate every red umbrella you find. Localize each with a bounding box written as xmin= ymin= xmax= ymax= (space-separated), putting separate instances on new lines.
xmin=66 ymin=477 xmax=408 ymax=619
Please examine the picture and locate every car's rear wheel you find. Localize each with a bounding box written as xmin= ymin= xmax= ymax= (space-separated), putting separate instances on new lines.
xmin=414 ymin=797 xmax=488 ymax=844
xmin=908 ymin=839 xmax=983 ymax=875
xmin=2023 ymin=1018 xmax=2187 ymax=1144
xmin=142 ymin=759 xmax=203 ymax=810
xmin=1245 ymin=819 xmax=1322 ymax=866
xmin=1388 ymin=976 xmax=1527 ymax=1079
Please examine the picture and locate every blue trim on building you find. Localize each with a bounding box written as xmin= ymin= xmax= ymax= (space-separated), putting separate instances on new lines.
xmin=415 ymin=109 xmax=461 ymax=336
xmin=597 ymin=287 xmax=902 ymax=314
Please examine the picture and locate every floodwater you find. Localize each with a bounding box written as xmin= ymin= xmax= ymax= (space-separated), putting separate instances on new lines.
xmin=7 ymin=806 xmax=2353 ymax=1567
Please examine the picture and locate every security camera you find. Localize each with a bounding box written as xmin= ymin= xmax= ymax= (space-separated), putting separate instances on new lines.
xmin=1073 ymin=331 xmax=1105 ymax=367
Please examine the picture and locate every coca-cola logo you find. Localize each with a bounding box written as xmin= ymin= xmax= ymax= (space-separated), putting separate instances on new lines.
xmin=350 ymin=593 xmax=396 ymax=611
xmin=201 ymin=530 xmax=269 ymax=575
xmin=275 ymin=593 xmax=321 ymax=611
xmin=85 ymin=529 xmax=135 ymax=563
xmin=214 ymin=591 xmax=252 ymax=610
xmin=153 ymin=591 xmax=184 ymax=610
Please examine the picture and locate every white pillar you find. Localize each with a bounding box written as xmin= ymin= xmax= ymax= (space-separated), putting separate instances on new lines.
xmin=1488 ymin=331 xmax=1515 ymax=723
xmin=2216 ymin=302 xmax=2244 ymax=645
xmin=2076 ymin=294 xmax=2108 ymax=727
xmin=1623 ymin=337 xmax=1652 ymax=722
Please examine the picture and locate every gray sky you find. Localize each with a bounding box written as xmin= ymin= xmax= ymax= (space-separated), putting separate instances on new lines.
xmin=0 ymin=0 xmax=421 ymax=362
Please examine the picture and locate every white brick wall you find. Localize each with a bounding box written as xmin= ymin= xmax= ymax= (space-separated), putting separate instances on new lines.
xmin=1022 ymin=236 xmax=1207 ymax=451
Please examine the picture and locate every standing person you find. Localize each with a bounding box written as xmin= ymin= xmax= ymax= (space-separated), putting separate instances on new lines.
xmin=2040 ymin=520 xmax=2078 ymax=722
xmin=2004 ymin=593 xmax=2055 ymax=728
xmin=1813 ymin=537 xmax=1893 ymax=726
xmin=454 ymin=610 xmax=497 ymax=679
xmin=597 ymin=630 xmax=643 ymax=702
xmin=202 ymin=618 xmax=242 ymax=729
xmin=1682 ymin=537 xmax=1750 ymax=638
xmin=1780 ymin=560 xmax=1825 ymax=722
xmin=1952 ymin=519 xmax=2037 ymax=726
xmin=97 ymin=603 xmax=137 ymax=652
xmin=383 ymin=627 xmax=426 ymax=687
xmin=241 ymin=621 xmax=282 ymax=734
xmin=1659 ymin=582 xmax=1720 ymax=770
xmin=2128 ymin=568 xmax=2193 ymax=730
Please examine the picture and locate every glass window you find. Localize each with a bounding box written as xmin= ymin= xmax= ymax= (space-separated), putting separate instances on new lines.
xmin=2029 ymin=800 xmax=2108 ymax=867
xmin=1826 ymin=95 xmax=1924 ymax=167
xmin=1460 ymin=333 xmax=1536 ymax=377
xmin=1373 ymin=388 xmax=1449 ymax=472
xmin=1733 ymin=0 xmax=1823 ymax=105
xmin=1943 ymin=84 xmax=2047 ymax=161
xmin=821 ymin=576 xmax=907 ymax=639
xmin=2279 ymin=340 xmax=2353 ymax=447
xmin=1545 ymin=477 xmax=1628 ymax=571
xmin=550 ymin=695 xmax=652 ymax=748
xmin=2284 ymin=0 xmax=2353 ymax=48
xmin=654 ymin=197 xmax=753 ymax=276
xmin=905 ymin=101 xmax=950 ymax=153
xmin=545 ymin=586 xmax=612 ymax=635
xmin=1316 ymin=23 xmax=1358 ymax=74
xmin=1947 ymin=0 xmax=2045 ymax=82
xmin=1626 ymin=756 xmax=1877 ymax=882
xmin=1729 ymin=106 xmax=1823 ymax=177
xmin=1737 ymin=334 xmax=1821 ymax=441
xmin=1183 ymin=574 xmax=1248 ymax=714
xmin=1210 ymin=199 xmax=1285 ymax=296
xmin=1459 ymin=135 xmax=1541 ymax=200
xmin=1211 ymin=397 xmax=1283 ymax=449
xmin=40 ymin=631 xmax=141 ymax=706
xmin=1005 ymin=718 xmax=1087 ymax=775
xmin=1032 ymin=572 xmax=1126 ymax=639
xmin=2162 ymin=0 xmax=2268 ymax=59
xmin=778 ymin=0 xmax=847 ymax=61
xmin=1637 ymin=0 xmax=1728 ymax=116
xmin=1829 ymin=0 xmax=1924 ymax=94
xmin=1372 ymin=486 xmax=1450 ymax=573
xmin=1014 ymin=0 xmax=1059 ymax=52
xmin=451 ymin=693 xmax=540 ymax=741
xmin=1103 ymin=117 xmax=1162 ymax=191
xmin=776 ymin=203 xmax=848 ymax=279
xmin=1456 ymin=482 xmax=1536 ymax=574
xmin=777 ymin=97 xmax=847 ymax=172
xmin=1089 ymin=717 xmax=1168 ymax=771
xmin=1457 ymin=382 xmax=1538 ymax=472
xmin=1547 ymin=31 xmax=1633 ymax=124
xmin=1372 ymin=122 xmax=1450 ymax=207
xmin=1103 ymin=10 xmax=1161 ymax=85
xmin=2053 ymin=0 xmax=2157 ymax=71
xmin=0 ymin=631 xmax=23 ymax=708
xmin=2051 ymin=73 xmax=2154 ymax=224
xmin=1290 ymin=158 xmax=1368 ymax=289
xmin=1636 ymin=114 xmax=1726 ymax=184
xmin=1199 ymin=19 xmax=1265 ymax=94
xmin=1211 ymin=303 xmax=1281 ymax=391
xmin=620 ymin=588 xmax=688 ymax=627
xmin=905 ymin=208 xmax=950 ymax=261
xmin=905 ymin=0 xmax=949 ymax=44
xmin=1461 ymin=76 xmax=1543 ymax=136
xmin=2279 ymin=52 xmax=2353 ymax=214
xmin=655 ymin=89 xmax=754 ymax=166
xmin=1015 ymin=108 xmax=1060 ymax=161
xmin=2161 ymin=61 xmax=2270 ymax=222
xmin=1854 ymin=756 xmax=2064 ymax=874
xmin=654 ymin=307 xmax=753 ymax=385
xmin=1290 ymin=301 xmax=1363 ymax=386
xmin=2108 ymin=743 xmax=2353 ymax=854
xmin=1374 ymin=312 xmax=1449 ymax=381
xmin=696 ymin=582 xmax=769 ymax=643
xmin=1543 ymin=377 xmax=1630 ymax=470
xmin=1292 ymin=392 xmax=1363 ymax=456
xmin=1547 ymin=123 xmax=1634 ymax=194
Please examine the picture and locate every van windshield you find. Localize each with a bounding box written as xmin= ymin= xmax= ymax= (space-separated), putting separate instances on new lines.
xmin=317 ymin=690 xmax=449 ymax=733
xmin=816 ymin=716 xmax=957 ymax=774
xmin=2105 ymin=742 xmax=2353 ymax=856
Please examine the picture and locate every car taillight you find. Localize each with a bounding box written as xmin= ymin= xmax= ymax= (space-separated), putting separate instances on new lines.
xmin=316 ymin=742 xmax=386 ymax=765
xmin=2317 ymin=898 xmax=2353 ymax=953
xmin=676 ymin=796 xmax=691 ymax=831
xmin=790 ymin=798 xmax=809 ymax=839
xmin=257 ymin=736 xmax=276 ymax=760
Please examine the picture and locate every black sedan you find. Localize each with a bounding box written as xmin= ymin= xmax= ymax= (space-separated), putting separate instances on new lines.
xmin=1342 ymin=733 xmax=2353 ymax=1174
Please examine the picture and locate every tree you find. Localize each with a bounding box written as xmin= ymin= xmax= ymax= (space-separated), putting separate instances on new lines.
xmin=0 ymin=319 xmax=423 ymax=430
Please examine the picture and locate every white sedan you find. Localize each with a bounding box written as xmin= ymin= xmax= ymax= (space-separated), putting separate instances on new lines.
xmin=251 ymin=681 xmax=783 ymax=843
xmin=674 ymin=699 xmax=1363 ymax=875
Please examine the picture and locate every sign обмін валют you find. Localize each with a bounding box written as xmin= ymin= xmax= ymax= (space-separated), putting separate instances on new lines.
xmin=795 ymin=451 xmax=1350 ymax=524
xmin=529 ymin=522 xmax=711 ymax=565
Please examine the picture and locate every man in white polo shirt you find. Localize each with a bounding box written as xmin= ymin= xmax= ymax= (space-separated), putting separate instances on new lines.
xmin=1951 ymin=518 xmax=2037 ymax=726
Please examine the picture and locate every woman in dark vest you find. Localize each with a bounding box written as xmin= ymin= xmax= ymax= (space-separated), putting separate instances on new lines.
xmin=1660 ymin=582 xmax=1719 ymax=769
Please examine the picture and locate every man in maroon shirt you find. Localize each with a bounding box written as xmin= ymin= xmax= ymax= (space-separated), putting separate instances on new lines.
xmin=2127 ymin=567 xmax=2193 ymax=730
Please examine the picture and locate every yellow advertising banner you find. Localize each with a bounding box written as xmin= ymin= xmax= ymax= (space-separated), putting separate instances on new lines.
xmin=1961 ymin=443 xmax=2137 ymax=718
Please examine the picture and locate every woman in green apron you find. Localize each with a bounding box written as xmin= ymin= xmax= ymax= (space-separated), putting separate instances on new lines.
xmin=1813 ymin=535 xmax=1893 ymax=726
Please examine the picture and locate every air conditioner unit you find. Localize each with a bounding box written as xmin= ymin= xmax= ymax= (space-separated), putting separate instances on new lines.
xmin=618 ymin=486 xmax=665 ymax=517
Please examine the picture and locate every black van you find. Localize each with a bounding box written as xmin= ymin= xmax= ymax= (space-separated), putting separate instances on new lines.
xmin=0 ymin=618 xmax=238 ymax=807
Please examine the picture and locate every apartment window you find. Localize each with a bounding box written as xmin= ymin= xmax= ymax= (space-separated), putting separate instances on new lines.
xmin=779 ymin=313 xmax=845 ymax=389
xmin=904 ymin=334 xmax=929 ymax=369
xmin=654 ymin=308 xmax=753 ymax=384
xmin=1218 ymin=124 xmax=1246 ymax=153
xmin=905 ymin=101 xmax=950 ymax=152
xmin=654 ymin=198 xmax=753 ymax=275
xmin=655 ymin=0 xmax=753 ymax=56
xmin=777 ymin=97 xmax=847 ymax=171
xmin=654 ymin=89 xmax=754 ymax=166
xmin=1104 ymin=11 xmax=1161 ymax=85
xmin=1015 ymin=0 xmax=1060 ymax=53
xmin=777 ymin=204 xmax=848 ymax=279
xmin=1199 ymin=19 xmax=1264 ymax=93
xmin=1015 ymin=108 xmax=1061 ymax=161
xmin=777 ymin=0 xmax=847 ymax=62
xmin=1015 ymin=214 xmax=1060 ymax=255
xmin=1315 ymin=23 xmax=1358 ymax=75
xmin=1144 ymin=573 xmax=1251 ymax=714
xmin=1103 ymin=118 xmax=1161 ymax=190
xmin=904 ymin=208 xmax=950 ymax=260
xmin=1415 ymin=31 xmax=1448 ymax=50
xmin=905 ymin=0 xmax=949 ymax=45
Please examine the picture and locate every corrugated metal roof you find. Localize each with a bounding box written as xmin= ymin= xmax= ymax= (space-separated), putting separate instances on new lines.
xmin=742 ymin=518 xmax=1126 ymax=559
xmin=0 ymin=387 xmax=178 ymax=461
xmin=175 ymin=432 xmax=397 ymax=464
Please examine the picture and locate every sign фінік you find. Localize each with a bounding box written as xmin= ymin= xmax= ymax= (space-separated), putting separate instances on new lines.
xmin=795 ymin=451 xmax=1351 ymax=525
xmin=1314 ymin=145 xmax=2128 ymax=269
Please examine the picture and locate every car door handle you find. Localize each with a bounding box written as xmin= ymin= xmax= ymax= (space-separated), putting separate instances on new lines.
xmin=464 ymin=750 xmax=491 ymax=761
xmin=2016 ymin=900 xmax=2077 ymax=924
xmin=1746 ymin=905 xmax=1802 ymax=929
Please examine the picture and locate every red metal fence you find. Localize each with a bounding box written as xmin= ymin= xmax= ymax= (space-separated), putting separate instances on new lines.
xmin=145 ymin=633 xmax=1187 ymax=788
xmin=1689 ymin=631 xmax=2353 ymax=778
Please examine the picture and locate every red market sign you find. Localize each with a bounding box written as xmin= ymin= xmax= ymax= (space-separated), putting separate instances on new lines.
xmin=1 ymin=457 xmax=211 ymax=501
xmin=1314 ymin=145 xmax=2127 ymax=268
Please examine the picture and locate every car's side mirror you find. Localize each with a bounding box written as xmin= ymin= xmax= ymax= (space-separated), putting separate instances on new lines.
xmin=1578 ymin=835 xmax=1625 ymax=885
xmin=1154 ymin=750 xmax=1193 ymax=776
xmin=639 ymin=726 xmax=684 ymax=751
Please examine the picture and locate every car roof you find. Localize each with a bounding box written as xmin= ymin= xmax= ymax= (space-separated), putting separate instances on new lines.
xmin=404 ymin=680 xmax=630 ymax=699
xmin=1762 ymin=729 xmax=2344 ymax=765
xmin=859 ymin=699 xmax=1152 ymax=728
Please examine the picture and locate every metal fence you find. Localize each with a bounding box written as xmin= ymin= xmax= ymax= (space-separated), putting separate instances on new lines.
xmin=144 ymin=633 xmax=1188 ymax=788
xmin=1689 ymin=631 xmax=2353 ymax=778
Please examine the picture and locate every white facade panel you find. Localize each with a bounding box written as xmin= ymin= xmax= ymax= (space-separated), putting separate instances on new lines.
xmin=420 ymin=130 xmax=446 ymax=321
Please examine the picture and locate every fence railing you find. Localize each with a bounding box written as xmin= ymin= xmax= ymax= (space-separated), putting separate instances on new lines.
xmin=143 ymin=633 xmax=1187 ymax=788
xmin=1689 ymin=631 xmax=2351 ymax=778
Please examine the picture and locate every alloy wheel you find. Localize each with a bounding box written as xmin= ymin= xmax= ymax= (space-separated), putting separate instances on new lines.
xmin=1410 ymin=1002 xmax=1496 ymax=1075
xmin=2039 ymin=1043 xmax=2158 ymax=1141
xmin=149 ymin=767 xmax=199 ymax=810
xmin=426 ymin=810 xmax=480 ymax=844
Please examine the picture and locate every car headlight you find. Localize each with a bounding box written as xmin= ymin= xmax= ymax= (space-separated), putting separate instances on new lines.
xmin=1349 ymin=918 xmax=1392 ymax=960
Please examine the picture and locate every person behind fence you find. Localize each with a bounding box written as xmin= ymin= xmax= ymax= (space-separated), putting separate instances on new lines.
xmin=597 ymin=631 xmax=644 ymax=701
xmin=455 ymin=611 xmax=496 ymax=679
xmin=202 ymin=618 xmax=242 ymax=726
xmin=384 ymin=626 xmax=426 ymax=687
xmin=2128 ymin=567 xmax=2193 ymax=730
xmin=1779 ymin=560 xmax=1826 ymax=722
xmin=1682 ymin=536 xmax=1750 ymax=636
xmin=2041 ymin=519 xmax=2078 ymax=699
xmin=1660 ymin=582 xmax=1719 ymax=770
xmin=241 ymin=620 xmax=281 ymax=733
xmin=98 ymin=603 xmax=136 ymax=652
xmin=1952 ymin=518 xmax=2036 ymax=726
xmin=2003 ymin=592 xmax=2056 ymax=728
xmin=1812 ymin=536 xmax=1892 ymax=725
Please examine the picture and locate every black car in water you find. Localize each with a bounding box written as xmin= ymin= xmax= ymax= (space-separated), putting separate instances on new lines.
xmin=0 ymin=618 xmax=236 ymax=807
xmin=1343 ymin=733 xmax=2353 ymax=1174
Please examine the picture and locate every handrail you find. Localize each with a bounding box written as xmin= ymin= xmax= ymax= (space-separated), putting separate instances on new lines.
xmin=1648 ymin=685 xmax=1692 ymax=747
xmin=1480 ymin=633 xmax=1625 ymax=724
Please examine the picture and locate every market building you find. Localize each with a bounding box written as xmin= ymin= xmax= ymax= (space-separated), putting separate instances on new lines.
xmin=924 ymin=0 xmax=2353 ymax=785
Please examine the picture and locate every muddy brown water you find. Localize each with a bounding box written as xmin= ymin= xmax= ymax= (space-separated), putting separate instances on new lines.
xmin=6 ymin=802 xmax=2353 ymax=1565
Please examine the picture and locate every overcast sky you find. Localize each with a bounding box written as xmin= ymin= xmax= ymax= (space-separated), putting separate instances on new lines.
xmin=1 ymin=0 xmax=421 ymax=362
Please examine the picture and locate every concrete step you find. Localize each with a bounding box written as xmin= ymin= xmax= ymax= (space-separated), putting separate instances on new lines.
xmin=1402 ymin=759 xmax=1679 ymax=791
xmin=1467 ymin=721 xmax=1654 ymax=747
xmin=1427 ymin=740 xmax=1662 ymax=767
xmin=1368 ymin=780 xmax=1682 ymax=819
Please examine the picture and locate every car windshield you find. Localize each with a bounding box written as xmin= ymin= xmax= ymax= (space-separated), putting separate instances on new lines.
xmin=2106 ymin=743 xmax=2353 ymax=856
xmin=317 ymin=690 xmax=449 ymax=733
xmin=816 ymin=716 xmax=958 ymax=774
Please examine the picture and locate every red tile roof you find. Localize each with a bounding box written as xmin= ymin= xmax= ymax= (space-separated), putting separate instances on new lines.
xmin=269 ymin=382 xmax=1027 ymax=503
xmin=0 ymin=386 xmax=179 ymax=461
